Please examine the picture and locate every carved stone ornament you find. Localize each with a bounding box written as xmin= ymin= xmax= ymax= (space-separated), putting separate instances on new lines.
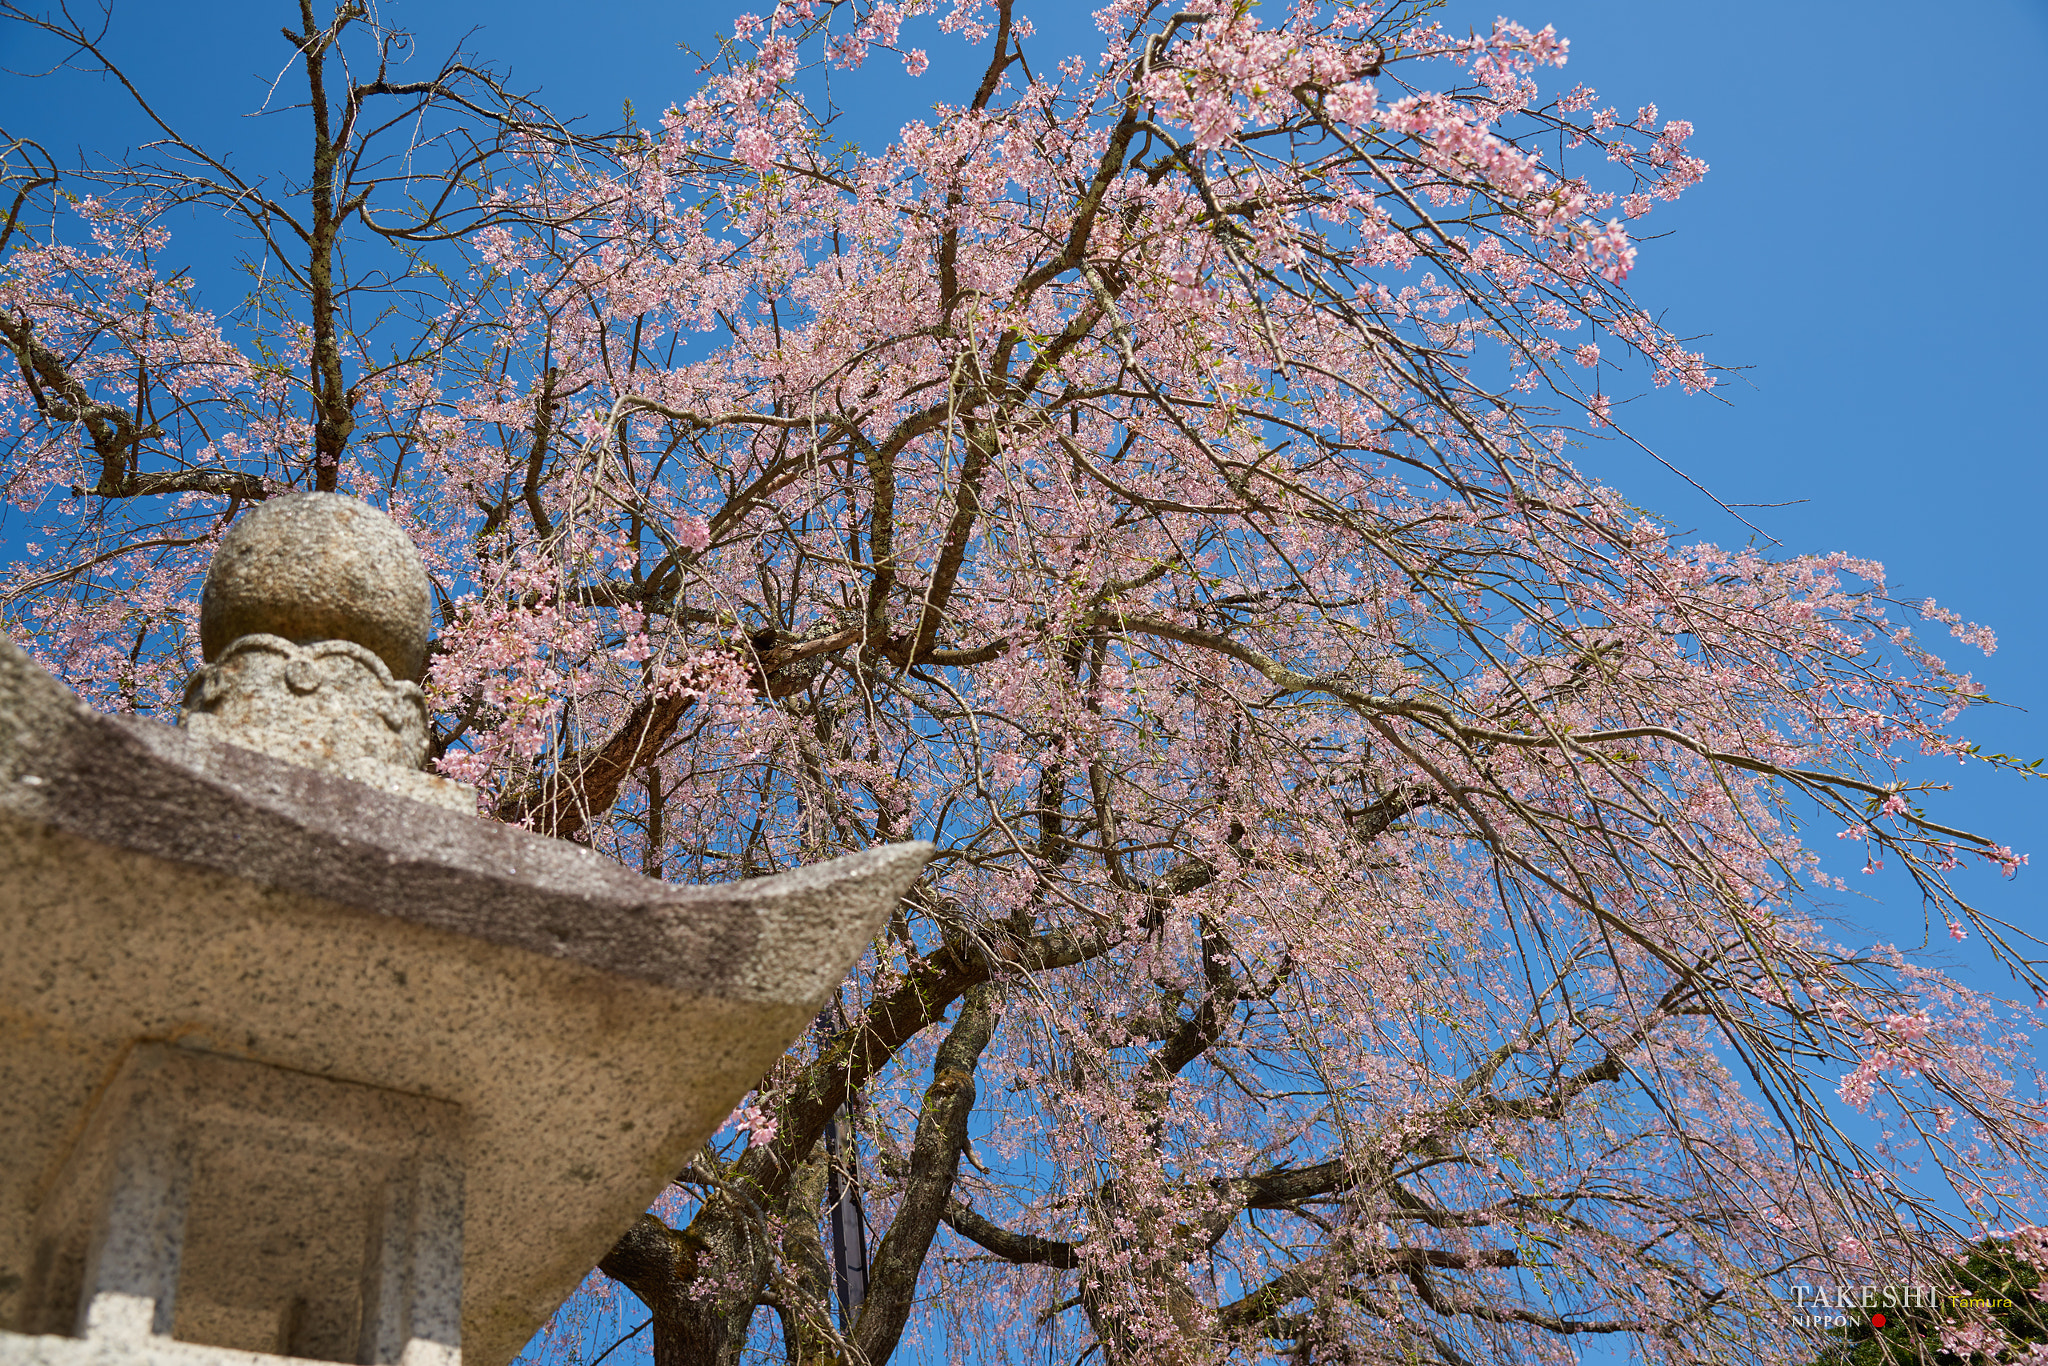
xmin=183 ymin=634 xmax=425 ymax=763
xmin=176 ymin=493 xmax=472 ymax=812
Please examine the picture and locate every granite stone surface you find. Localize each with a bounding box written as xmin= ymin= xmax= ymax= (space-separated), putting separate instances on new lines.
xmin=177 ymin=634 xmax=468 ymax=812
xmin=0 ymin=634 xmax=933 ymax=1366
xmin=21 ymin=1045 xmax=461 ymax=1366
xmin=199 ymin=495 xmax=432 ymax=684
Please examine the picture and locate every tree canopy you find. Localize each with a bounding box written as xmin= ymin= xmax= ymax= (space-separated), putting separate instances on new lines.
xmin=4 ymin=2 xmax=2046 ymax=1364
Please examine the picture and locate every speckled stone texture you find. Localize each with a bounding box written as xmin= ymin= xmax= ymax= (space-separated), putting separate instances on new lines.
xmin=20 ymin=1045 xmax=461 ymax=1366
xmin=199 ymin=495 xmax=432 ymax=684
xmin=178 ymin=635 xmax=470 ymax=813
xmin=0 ymin=634 xmax=934 ymax=1366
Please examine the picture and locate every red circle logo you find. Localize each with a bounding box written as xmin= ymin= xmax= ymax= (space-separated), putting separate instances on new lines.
xmin=1872 ymin=1314 xmax=1887 ymax=1328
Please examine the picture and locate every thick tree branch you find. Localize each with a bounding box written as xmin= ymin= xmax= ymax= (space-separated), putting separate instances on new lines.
xmin=941 ymin=1199 xmax=1081 ymax=1269
xmin=853 ymin=984 xmax=998 ymax=1364
xmin=1218 ymin=1247 xmax=1521 ymax=1332
xmin=597 ymin=1213 xmax=716 ymax=1366
xmin=500 ymin=627 xmax=866 ymax=839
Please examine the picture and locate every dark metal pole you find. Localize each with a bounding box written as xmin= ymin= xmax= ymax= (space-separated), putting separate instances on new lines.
xmin=814 ymin=1007 xmax=868 ymax=1329
xmin=823 ymin=1111 xmax=868 ymax=1328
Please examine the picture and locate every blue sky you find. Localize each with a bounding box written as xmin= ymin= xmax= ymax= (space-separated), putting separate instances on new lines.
xmin=8 ymin=0 xmax=2047 ymax=1358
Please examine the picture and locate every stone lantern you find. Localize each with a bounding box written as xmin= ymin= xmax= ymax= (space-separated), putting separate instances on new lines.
xmin=0 ymin=495 xmax=928 ymax=1366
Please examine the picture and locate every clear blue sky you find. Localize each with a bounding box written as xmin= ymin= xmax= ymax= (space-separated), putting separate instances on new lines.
xmin=8 ymin=0 xmax=2046 ymax=1356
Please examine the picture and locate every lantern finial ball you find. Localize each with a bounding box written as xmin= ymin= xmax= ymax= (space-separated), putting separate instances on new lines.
xmin=199 ymin=493 xmax=432 ymax=683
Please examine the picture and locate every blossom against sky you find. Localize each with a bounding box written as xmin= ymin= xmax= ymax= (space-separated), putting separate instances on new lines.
xmin=14 ymin=0 xmax=2040 ymax=959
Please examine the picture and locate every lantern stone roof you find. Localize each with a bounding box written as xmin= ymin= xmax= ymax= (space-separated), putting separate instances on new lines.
xmin=0 ymin=633 xmax=929 ymax=1366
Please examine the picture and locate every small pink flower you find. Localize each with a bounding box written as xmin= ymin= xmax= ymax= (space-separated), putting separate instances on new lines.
xmin=673 ymin=515 xmax=711 ymax=553
xmin=727 ymin=1100 xmax=779 ymax=1147
xmin=733 ymin=126 xmax=776 ymax=172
